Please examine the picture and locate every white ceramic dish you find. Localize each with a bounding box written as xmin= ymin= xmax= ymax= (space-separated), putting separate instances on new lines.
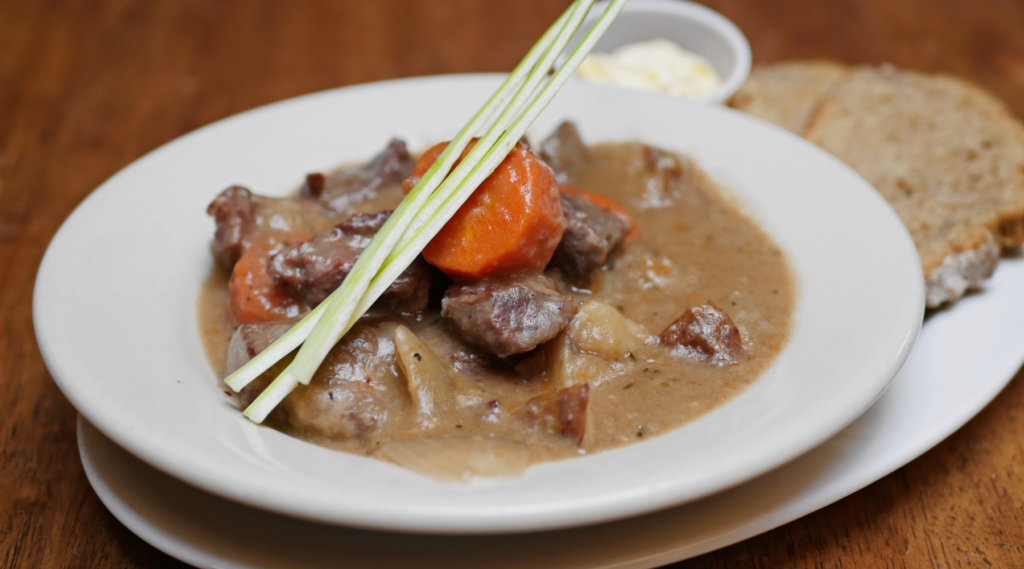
xmin=570 ymin=0 xmax=751 ymax=104
xmin=76 ymin=255 xmax=1024 ymax=568
xmin=35 ymin=74 xmax=923 ymax=533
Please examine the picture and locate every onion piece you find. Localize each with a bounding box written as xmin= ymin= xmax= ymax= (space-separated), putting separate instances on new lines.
xmin=394 ymin=325 xmax=455 ymax=426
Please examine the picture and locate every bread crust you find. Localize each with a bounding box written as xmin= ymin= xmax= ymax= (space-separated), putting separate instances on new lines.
xmin=925 ymin=230 xmax=998 ymax=307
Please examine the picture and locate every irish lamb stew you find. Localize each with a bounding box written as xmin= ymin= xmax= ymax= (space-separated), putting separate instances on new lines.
xmin=198 ymin=122 xmax=795 ymax=480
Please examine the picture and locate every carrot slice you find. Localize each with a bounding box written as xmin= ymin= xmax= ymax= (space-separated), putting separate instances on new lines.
xmin=560 ymin=185 xmax=639 ymax=242
xmin=229 ymin=243 xmax=303 ymax=324
xmin=405 ymin=140 xmax=565 ymax=279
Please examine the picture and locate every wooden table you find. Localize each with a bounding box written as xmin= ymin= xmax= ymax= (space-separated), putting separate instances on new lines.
xmin=2 ymin=0 xmax=1023 ymax=566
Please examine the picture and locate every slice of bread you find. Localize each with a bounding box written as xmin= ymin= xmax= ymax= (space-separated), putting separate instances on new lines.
xmin=731 ymin=62 xmax=1024 ymax=307
xmin=729 ymin=60 xmax=851 ymax=134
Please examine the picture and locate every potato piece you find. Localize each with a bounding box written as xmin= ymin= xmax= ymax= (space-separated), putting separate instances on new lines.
xmin=565 ymin=301 xmax=651 ymax=358
xmin=394 ymin=325 xmax=455 ymax=424
xmin=545 ymin=331 xmax=606 ymax=389
xmin=373 ymin=436 xmax=530 ymax=481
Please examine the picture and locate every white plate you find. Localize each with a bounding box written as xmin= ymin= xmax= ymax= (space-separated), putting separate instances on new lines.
xmin=76 ymin=256 xmax=1024 ymax=567
xmin=36 ymin=74 xmax=923 ymax=533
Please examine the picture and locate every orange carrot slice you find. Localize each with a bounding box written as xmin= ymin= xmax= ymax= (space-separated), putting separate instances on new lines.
xmin=229 ymin=244 xmax=303 ymax=324
xmin=405 ymin=140 xmax=565 ymax=279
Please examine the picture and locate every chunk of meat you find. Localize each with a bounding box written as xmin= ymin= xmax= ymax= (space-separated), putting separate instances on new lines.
xmin=316 ymin=139 xmax=415 ymax=213
xmin=281 ymin=323 xmax=405 ymax=445
xmin=207 ymin=186 xmax=326 ymax=270
xmin=538 ymin=121 xmax=590 ymax=184
xmin=660 ymin=303 xmax=743 ymax=363
xmin=265 ymin=211 xmax=432 ymax=312
xmin=223 ymin=316 xmax=300 ymax=415
xmin=207 ymin=185 xmax=255 ymax=268
xmin=337 ymin=209 xmax=391 ymax=234
xmin=560 ymin=185 xmax=638 ymax=241
xmin=225 ymin=320 xmax=408 ymax=447
xmin=208 ymin=183 xmax=332 ymax=322
xmin=549 ymin=193 xmax=631 ymax=287
xmin=223 ymin=316 xmax=300 ymax=381
xmin=517 ymin=384 xmax=590 ymax=444
xmin=441 ymin=273 xmax=575 ymax=358
xmin=218 ymin=194 xmax=322 ymax=324
xmin=638 ymin=144 xmax=693 ymax=209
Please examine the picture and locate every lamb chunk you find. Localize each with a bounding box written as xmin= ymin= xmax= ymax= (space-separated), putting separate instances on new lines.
xmin=222 ymin=316 xmax=299 ymax=414
xmin=441 ymin=273 xmax=574 ymax=358
xmin=374 ymin=258 xmax=433 ymax=314
xmin=224 ymin=320 xmax=406 ymax=447
xmin=223 ymin=316 xmax=299 ymax=381
xmin=265 ymin=211 xmax=431 ymax=312
xmin=538 ymin=121 xmax=589 ymax=184
xmin=300 ymin=173 xmax=326 ymax=199
xmin=282 ymin=323 xmax=401 ymax=444
xmin=337 ymin=209 xmax=391 ymax=234
xmin=207 ymin=185 xmax=255 ymax=268
xmin=660 ymin=303 xmax=743 ymax=363
xmin=549 ymin=193 xmax=630 ymax=287
xmin=518 ymin=384 xmax=590 ymax=444
xmin=265 ymin=222 xmax=364 ymax=305
xmin=638 ymin=145 xmax=692 ymax=209
xmin=317 ymin=139 xmax=415 ymax=213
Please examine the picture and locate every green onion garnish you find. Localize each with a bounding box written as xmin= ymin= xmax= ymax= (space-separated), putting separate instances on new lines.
xmin=229 ymin=0 xmax=627 ymax=423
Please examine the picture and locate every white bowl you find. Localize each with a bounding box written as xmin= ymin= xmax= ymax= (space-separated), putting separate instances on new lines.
xmin=572 ymin=0 xmax=751 ymax=104
xmin=34 ymin=74 xmax=922 ymax=534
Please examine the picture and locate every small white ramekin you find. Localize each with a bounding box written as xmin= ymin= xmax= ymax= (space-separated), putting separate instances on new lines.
xmin=575 ymin=0 xmax=752 ymax=105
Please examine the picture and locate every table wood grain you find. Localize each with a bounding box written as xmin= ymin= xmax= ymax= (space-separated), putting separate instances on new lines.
xmin=2 ymin=0 xmax=1023 ymax=567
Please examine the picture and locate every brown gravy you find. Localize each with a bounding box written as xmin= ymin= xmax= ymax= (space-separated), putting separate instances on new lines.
xmin=197 ymin=140 xmax=795 ymax=479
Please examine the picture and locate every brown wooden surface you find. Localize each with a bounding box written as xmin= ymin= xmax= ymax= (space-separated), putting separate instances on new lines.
xmin=2 ymin=0 xmax=1023 ymax=566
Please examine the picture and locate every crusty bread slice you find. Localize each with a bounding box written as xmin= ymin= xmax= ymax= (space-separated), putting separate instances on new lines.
xmin=731 ymin=61 xmax=1024 ymax=307
xmin=728 ymin=60 xmax=851 ymax=134
xmin=803 ymin=65 xmax=1024 ymax=306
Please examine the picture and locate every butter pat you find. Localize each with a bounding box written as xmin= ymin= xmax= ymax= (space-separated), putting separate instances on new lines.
xmin=577 ymin=38 xmax=722 ymax=99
